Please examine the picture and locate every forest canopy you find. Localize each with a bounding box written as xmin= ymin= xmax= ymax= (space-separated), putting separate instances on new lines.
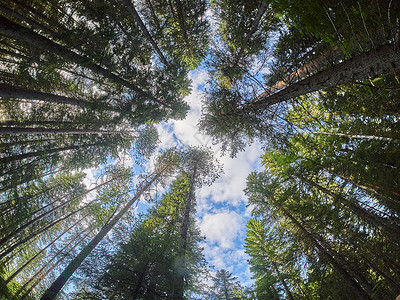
xmin=0 ymin=0 xmax=399 ymax=299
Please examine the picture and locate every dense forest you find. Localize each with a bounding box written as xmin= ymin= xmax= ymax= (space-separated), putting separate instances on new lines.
xmin=0 ymin=0 xmax=399 ymax=299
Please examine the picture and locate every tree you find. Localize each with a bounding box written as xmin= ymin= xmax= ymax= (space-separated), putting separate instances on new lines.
xmin=210 ymin=269 xmax=242 ymax=300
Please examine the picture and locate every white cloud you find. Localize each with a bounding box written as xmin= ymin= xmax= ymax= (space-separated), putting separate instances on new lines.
xmin=199 ymin=211 xmax=244 ymax=249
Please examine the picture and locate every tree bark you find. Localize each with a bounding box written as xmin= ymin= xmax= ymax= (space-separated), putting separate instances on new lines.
xmin=248 ymin=41 xmax=400 ymax=110
xmin=314 ymin=131 xmax=395 ymax=142
xmin=0 ymin=205 xmax=90 ymax=261
xmin=40 ymin=164 xmax=170 ymax=300
xmin=271 ymin=261 xmax=294 ymax=300
xmin=176 ymin=167 xmax=197 ymax=299
xmin=265 ymin=45 xmax=343 ymax=94
xmin=174 ymin=0 xmax=188 ymax=41
xmin=17 ymin=226 xmax=95 ymax=299
xmin=297 ymin=175 xmax=393 ymax=234
xmin=234 ymin=2 xmax=268 ymax=65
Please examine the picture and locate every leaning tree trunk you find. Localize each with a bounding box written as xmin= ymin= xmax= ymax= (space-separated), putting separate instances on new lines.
xmin=0 ymin=83 xmax=119 ymax=112
xmin=17 ymin=226 xmax=95 ymax=299
xmin=0 ymin=141 xmax=105 ymax=165
xmin=40 ymin=164 xmax=170 ymax=300
xmin=270 ymin=261 xmax=295 ymax=300
xmin=296 ymin=175 xmax=396 ymax=236
xmin=121 ymin=0 xmax=169 ymax=66
xmin=265 ymin=44 xmax=343 ymax=94
xmin=247 ymin=40 xmax=400 ymax=110
xmin=0 ymin=203 xmax=92 ymax=261
xmin=313 ymin=131 xmax=395 ymax=142
xmin=0 ymin=126 xmax=134 ymax=136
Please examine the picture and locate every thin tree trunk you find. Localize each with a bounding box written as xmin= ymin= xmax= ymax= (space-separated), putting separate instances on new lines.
xmin=121 ymin=0 xmax=169 ymax=66
xmin=0 ymin=137 xmax=58 ymax=148
xmin=0 ymin=167 xmax=63 ymax=193
xmin=17 ymin=226 xmax=95 ymax=300
xmin=271 ymin=261 xmax=295 ymax=300
xmin=314 ymin=131 xmax=395 ymax=142
xmin=297 ymin=175 xmax=394 ymax=234
xmin=0 ymin=3 xmax=57 ymax=38
xmin=0 ymin=83 xmax=119 ymax=111
xmin=0 ymin=126 xmax=134 ymax=136
xmin=0 ymin=202 xmax=92 ymax=261
xmin=0 ymin=120 xmax=74 ymax=127
xmin=131 ymin=262 xmax=149 ymax=299
xmin=234 ymin=2 xmax=268 ymax=65
xmin=144 ymin=0 xmax=162 ymax=33
xmin=0 ymin=141 xmax=105 ymax=165
xmin=248 ymin=41 xmax=400 ymax=110
xmin=40 ymin=164 xmax=170 ymax=300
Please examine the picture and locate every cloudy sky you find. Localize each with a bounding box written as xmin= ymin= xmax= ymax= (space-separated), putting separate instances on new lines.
xmin=155 ymin=69 xmax=264 ymax=286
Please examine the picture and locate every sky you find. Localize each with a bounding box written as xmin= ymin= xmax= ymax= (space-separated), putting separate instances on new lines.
xmin=154 ymin=69 xmax=264 ymax=287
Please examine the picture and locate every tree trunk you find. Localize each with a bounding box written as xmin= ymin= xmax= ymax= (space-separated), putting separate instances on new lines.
xmin=121 ymin=0 xmax=169 ymax=66
xmin=0 ymin=126 xmax=134 ymax=136
xmin=176 ymin=167 xmax=197 ymax=299
xmin=271 ymin=261 xmax=294 ymax=300
xmin=40 ymin=164 xmax=170 ymax=300
xmin=265 ymin=45 xmax=343 ymax=94
xmin=297 ymin=175 xmax=395 ymax=235
xmin=233 ymin=2 xmax=268 ymax=66
xmin=174 ymin=0 xmax=188 ymax=41
xmin=0 ymin=3 xmax=58 ymax=38
xmin=248 ymin=41 xmax=400 ymax=110
xmin=314 ymin=131 xmax=394 ymax=142
xmin=0 ymin=204 xmax=91 ymax=261
xmin=17 ymin=226 xmax=95 ymax=299
xmin=0 ymin=141 xmax=105 ymax=165
xmin=0 ymin=83 xmax=119 ymax=111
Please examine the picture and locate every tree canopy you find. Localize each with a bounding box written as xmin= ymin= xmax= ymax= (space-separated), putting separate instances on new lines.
xmin=1 ymin=0 xmax=399 ymax=299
